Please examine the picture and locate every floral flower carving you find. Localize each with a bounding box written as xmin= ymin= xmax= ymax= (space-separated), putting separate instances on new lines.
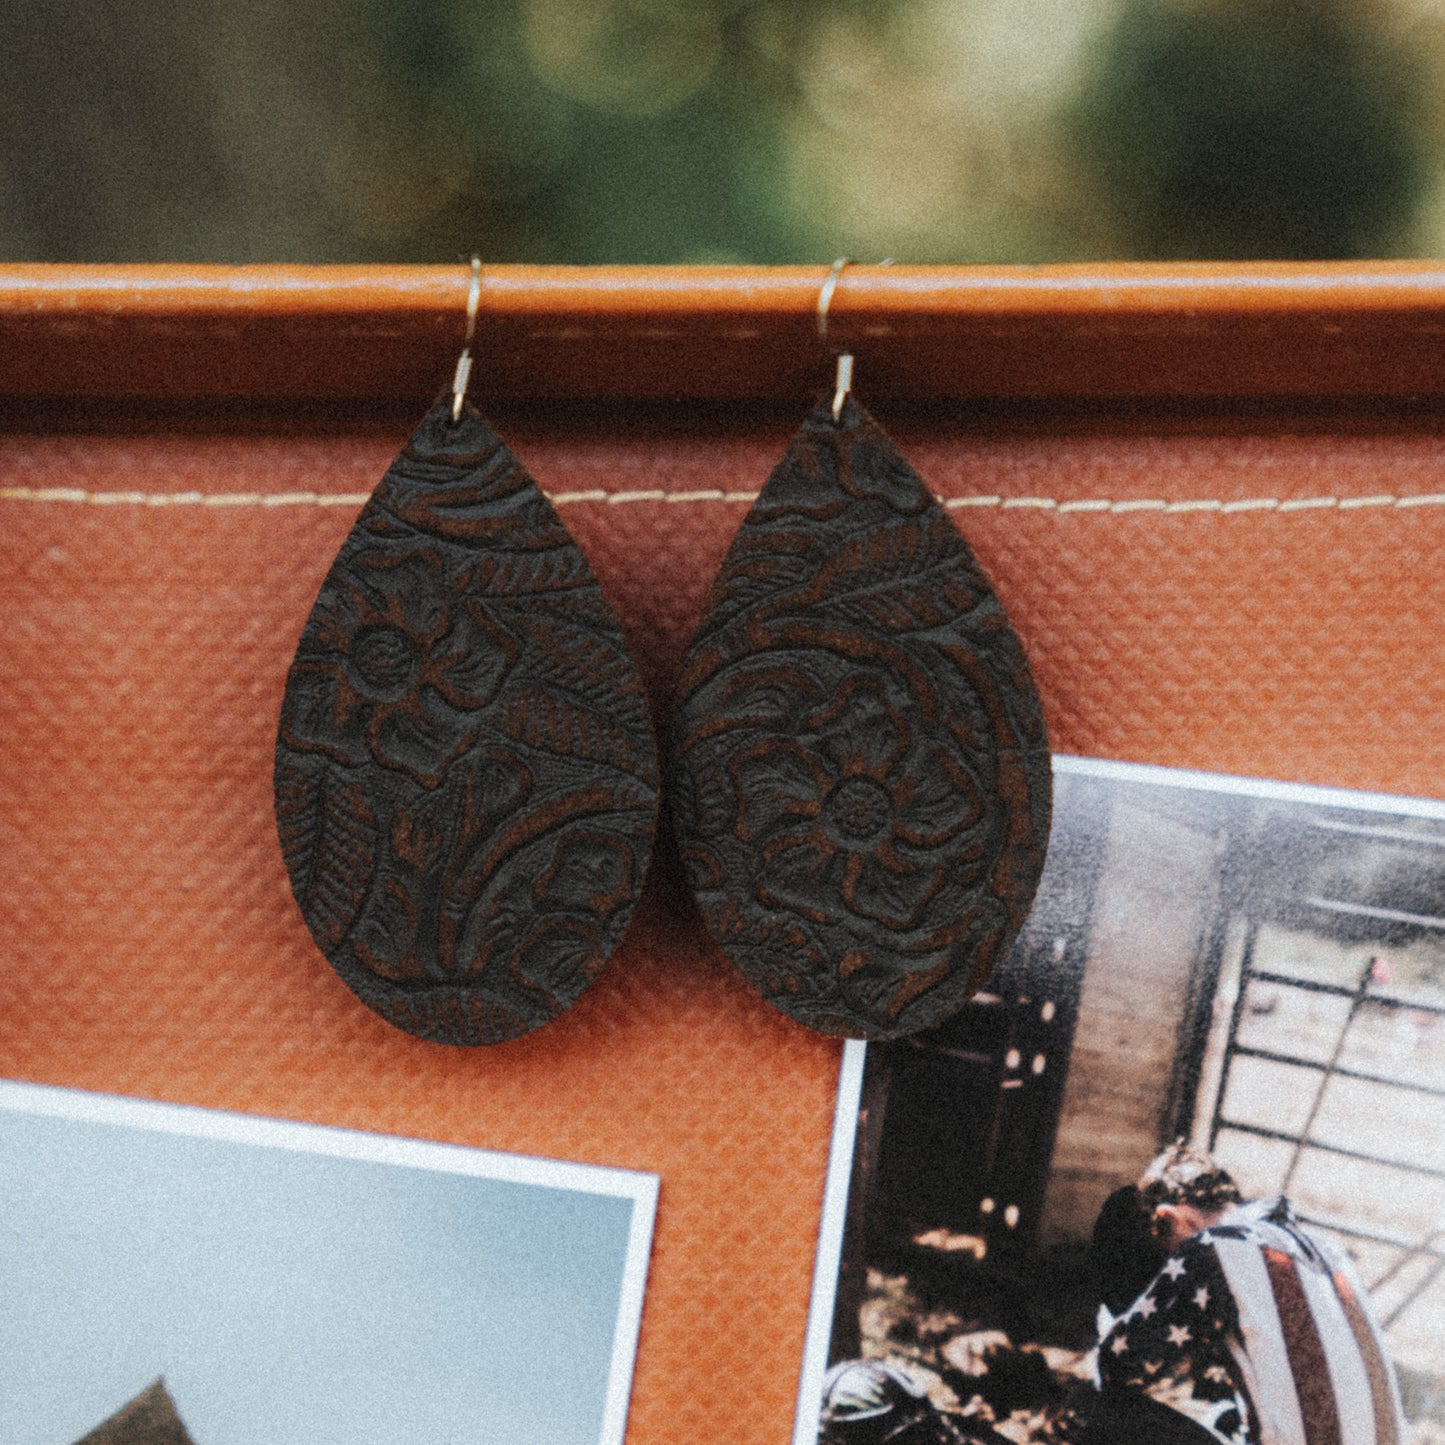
xmin=279 ymin=548 xmax=518 ymax=790
xmin=725 ymin=669 xmax=984 ymax=936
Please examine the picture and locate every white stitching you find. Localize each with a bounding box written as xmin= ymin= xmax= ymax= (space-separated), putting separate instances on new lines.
xmin=3 ymin=485 xmax=1445 ymax=514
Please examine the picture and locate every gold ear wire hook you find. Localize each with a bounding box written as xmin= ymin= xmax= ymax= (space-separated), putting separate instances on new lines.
xmin=817 ymin=258 xmax=854 ymax=422
xmin=450 ymin=256 xmax=483 ymax=423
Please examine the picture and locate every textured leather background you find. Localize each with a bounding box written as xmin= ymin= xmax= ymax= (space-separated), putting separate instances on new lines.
xmin=2 ymin=405 xmax=1443 ymax=1442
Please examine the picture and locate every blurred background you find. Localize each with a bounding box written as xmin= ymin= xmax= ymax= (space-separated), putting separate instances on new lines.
xmin=2 ymin=0 xmax=1444 ymax=265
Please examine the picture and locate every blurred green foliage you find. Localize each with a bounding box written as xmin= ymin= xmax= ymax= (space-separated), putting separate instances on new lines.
xmin=0 ymin=0 xmax=1438 ymax=263
xmin=354 ymin=0 xmax=878 ymax=262
xmin=1072 ymin=0 xmax=1424 ymax=259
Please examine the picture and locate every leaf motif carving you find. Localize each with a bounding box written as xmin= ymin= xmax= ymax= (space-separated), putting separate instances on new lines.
xmin=826 ymin=572 xmax=982 ymax=636
xmin=275 ymin=759 xmax=376 ymax=950
xmin=506 ymin=685 xmax=642 ymax=773
xmin=816 ymin=518 xmax=949 ymax=591
xmin=511 ymin=614 xmax=648 ymax=722
xmin=752 ymin=518 xmax=977 ymax=637
xmin=465 ymin=548 xmax=595 ymax=598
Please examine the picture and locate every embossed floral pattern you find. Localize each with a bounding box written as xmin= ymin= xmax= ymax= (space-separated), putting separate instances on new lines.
xmin=728 ymin=670 xmax=982 ymax=932
xmin=280 ymin=547 xmax=519 ymax=790
xmin=670 ymin=396 xmax=1051 ymax=1040
xmin=274 ymin=401 xmax=659 ymax=1046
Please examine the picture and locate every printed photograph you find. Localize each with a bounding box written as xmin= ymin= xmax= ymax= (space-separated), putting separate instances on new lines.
xmin=799 ymin=757 xmax=1445 ymax=1444
xmin=0 ymin=1083 xmax=657 ymax=1445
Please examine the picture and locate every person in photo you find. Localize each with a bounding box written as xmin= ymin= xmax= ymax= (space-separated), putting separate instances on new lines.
xmin=1083 ymin=1143 xmax=1407 ymax=1444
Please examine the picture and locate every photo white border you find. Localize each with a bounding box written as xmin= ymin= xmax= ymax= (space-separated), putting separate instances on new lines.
xmin=793 ymin=1040 xmax=868 ymax=1445
xmin=790 ymin=753 xmax=1445 ymax=1443
xmin=0 ymin=1079 xmax=659 ymax=1445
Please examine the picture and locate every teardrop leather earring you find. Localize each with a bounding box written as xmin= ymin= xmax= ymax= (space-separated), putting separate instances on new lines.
xmin=275 ymin=261 xmax=659 ymax=1046
xmin=670 ymin=261 xmax=1051 ymax=1041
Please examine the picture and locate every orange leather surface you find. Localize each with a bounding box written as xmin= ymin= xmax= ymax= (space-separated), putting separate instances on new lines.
xmin=7 ymin=262 xmax=1445 ymax=401
xmin=3 ymin=277 xmax=1444 ymax=1442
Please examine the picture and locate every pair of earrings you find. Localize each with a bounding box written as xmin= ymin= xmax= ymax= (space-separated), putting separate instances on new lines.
xmin=274 ymin=262 xmax=1052 ymax=1047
